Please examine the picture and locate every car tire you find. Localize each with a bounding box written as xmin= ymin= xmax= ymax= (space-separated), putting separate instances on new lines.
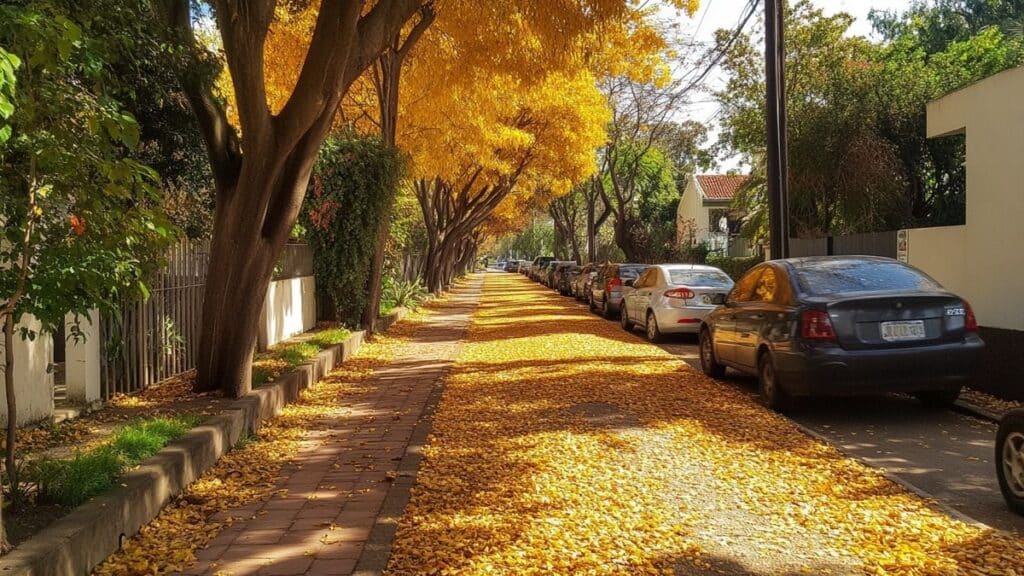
xmin=602 ymin=298 xmax=615 ymax=320
xmin=646 ymin=311 xmax=664 ymax=343
xmin=914 ymin=388 xmax=962 ymax=409
xmin=996 ymin=412 xmax=1024 ymax=516
xmin=757 ymin=351 xmax=790 ymax=411
xmin=620 ymin=307 xmax=633 ymax=331
xmin=699 ymin=329 xmax=726 ymax=378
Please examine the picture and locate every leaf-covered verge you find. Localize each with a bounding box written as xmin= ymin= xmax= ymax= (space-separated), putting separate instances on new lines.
xmin=385 ymin=273 xmax=1024 ymax=575
xmin=92 ymin=303 xmax=442 ymax=575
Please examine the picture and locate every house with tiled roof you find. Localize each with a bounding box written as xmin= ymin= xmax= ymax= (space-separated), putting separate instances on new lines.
xmin=675 ymin=174 xmax=754 ymax=257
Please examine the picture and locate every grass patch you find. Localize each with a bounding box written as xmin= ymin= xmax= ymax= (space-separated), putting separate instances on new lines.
xmin=307 ymin=327 xmax=351 ymax=349
xmin=273 ymin=341 xmax=320 ymax=367
xmin=30 ymin=415 xmax=200 ymax=507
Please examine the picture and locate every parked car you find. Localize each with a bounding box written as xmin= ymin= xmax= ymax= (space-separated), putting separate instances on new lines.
xmin=590 ymin=263 xmax=648 ymax=319
xmin=620 ymin=265 xmax=734 ymax=343
xmin=572 ymin=263 xmax=598 ymax=301
xmin=557 ymin=265 xmax=582 ymax=296
xmin=546 ymin=261 xmax=576 ymax=288
xmin=529 ymin=256 xmax=554 ymax=281
xmin=698 ymin=256 xmax=984 ymax=410
xmin=997 ymin=408 xmax=1024 ymax=515
xmin=503 ymin=260 xmax=519 ymax=272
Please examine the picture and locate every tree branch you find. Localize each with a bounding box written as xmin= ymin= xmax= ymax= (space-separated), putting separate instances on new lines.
xmin=151 ymin=0 xmax=242 ymax=193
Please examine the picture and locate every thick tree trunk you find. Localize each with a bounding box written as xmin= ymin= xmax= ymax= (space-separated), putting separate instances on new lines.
xmin=194 ymin=169 xmax=298 ymax=397
xmin=4 ymin=315 xmax=17 ymax=515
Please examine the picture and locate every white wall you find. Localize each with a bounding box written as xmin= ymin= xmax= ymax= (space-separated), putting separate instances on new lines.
xmin=676 ymin=178 xmax=713 ymax=245
xmin=0 ymin=315 xmax=54 ymax=426
xmin=910 ymin=66 xmax=1024 ymax=331
xmin=64 ymin=310 xmax=102 ymax=406
xmin=258 ymin=275 xmax=317 ymax=351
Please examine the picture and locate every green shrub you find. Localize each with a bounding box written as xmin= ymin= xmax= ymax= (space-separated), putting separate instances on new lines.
xmin=382 ymin=278 xmax=428 ymax=313
xmin=707 ymin=254 xmax=764 ymax=280
xmin=301 ymin=133 xmax=406 ymax=326
xmin=30 ymin=415 xmax=199 ymax=507
xmin=307 ymin=327 xmax=351 ymax=349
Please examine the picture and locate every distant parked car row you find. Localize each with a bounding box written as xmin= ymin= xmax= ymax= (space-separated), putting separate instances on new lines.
xmin=518 ymin=255 xmax=984 ymax=412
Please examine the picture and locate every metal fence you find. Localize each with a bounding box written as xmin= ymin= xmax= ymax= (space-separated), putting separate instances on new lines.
xmin=788 ymin=231 xmax=897 ymax=259
xmin=99 ymin=238 xmax=209 ymax=399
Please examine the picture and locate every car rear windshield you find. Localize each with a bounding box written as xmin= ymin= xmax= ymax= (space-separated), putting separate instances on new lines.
xmin=793 ymin=260 xmax=940 ymax=296
xmin=668 ymin=269 xmax=733 ymax=288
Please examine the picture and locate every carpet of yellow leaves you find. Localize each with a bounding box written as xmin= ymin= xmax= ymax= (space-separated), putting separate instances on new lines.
xmin=385 ymin=274 xmax=1024 ymax=576
xmin=93 ymin=308 xmax=437 ymax=576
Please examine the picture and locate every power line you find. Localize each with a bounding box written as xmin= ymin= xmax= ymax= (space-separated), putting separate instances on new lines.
xmin=677 ymin=0 xmax=759 ymax=97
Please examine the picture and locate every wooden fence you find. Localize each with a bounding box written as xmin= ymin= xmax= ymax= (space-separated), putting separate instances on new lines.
xmin=99 ymin=238 xmax=209 ymax=399
xmin=788 ymin=231 xmax=897 ymax=259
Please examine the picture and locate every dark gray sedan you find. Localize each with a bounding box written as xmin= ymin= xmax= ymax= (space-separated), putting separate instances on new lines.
xmin=698 ymin=256 xmax=984 ymax=410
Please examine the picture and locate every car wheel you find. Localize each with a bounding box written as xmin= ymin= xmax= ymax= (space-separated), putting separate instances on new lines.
xmin=646 ymin=311 xmax=664 ymax=343
xmin=699 ymin=329 xmax=726 ymax=378
xmin=620 ymin=307 xmax=633 ymax=331
xmin=602 ymin=298 xmax=615 ymax=320
xmin=914 ymin=388 xmax=962 ymax=409
xmin=757 ymin=352 xmax=790 ymax=411
xmin=996 ymin=413 xmax=1024 ymax=515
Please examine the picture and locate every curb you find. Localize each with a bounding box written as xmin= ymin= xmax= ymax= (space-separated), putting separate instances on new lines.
xmin=952 ymin=399 xmax=1003 ymax=423
xmin=1 ymin=330 xmax=368 ymax=576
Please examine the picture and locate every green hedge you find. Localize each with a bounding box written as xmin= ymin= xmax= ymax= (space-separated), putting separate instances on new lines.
xmin=707 ymin=254 xmax=764 ymax=280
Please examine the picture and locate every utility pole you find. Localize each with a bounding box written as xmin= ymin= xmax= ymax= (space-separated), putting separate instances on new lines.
xmin=764 ymin=0 xmax=790 ymax=259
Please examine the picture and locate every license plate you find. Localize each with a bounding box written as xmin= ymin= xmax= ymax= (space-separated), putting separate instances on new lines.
xmin=881 ymin=320 xmax=926 ymax=341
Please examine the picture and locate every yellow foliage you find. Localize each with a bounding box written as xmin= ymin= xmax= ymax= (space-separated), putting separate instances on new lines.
xmin=226 ymin=0 xmax=697 ymax=219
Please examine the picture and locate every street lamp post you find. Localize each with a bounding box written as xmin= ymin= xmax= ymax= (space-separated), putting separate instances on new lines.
xmin=765 ymin=0 xmax=790 ymax=259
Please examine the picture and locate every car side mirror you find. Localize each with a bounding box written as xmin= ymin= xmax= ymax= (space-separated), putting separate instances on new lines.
xmin=711 ymin=294 xmax=728 ymax=306
xmin=624 ymin=279 xmax=635 ymax=287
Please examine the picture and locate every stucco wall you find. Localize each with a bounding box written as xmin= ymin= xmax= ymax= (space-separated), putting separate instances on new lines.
xmin=676 ymin=178 xmax=711 ymax=245
xmin=916 ymin=66 xmax=1024 ymax=331
xmin=258 ymin=275 xmax=317 ymax=351
xmin=0 ymin=315 xmax=54 ymax=426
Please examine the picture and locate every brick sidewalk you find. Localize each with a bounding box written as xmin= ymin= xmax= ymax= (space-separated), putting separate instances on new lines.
xmin=178 ymin=277 xmax=483 ymax=576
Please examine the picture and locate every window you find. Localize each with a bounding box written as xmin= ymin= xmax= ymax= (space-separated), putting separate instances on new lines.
xmin=793 ymin=259 xmax=940 ymax=296
xmin=634 ymin=269 xmax=656 ymax=288
xmin=728 ymin=267 xmax=763 ymax=304
xmin=667 ymin=269 xmax=733 ymax=288
xmin=752 ymin=267 xmax=778 ymax=302
xmin=619 ymin=266 xmax=646 ymax=281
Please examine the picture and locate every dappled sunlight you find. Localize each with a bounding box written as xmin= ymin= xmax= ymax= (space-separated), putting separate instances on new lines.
xmin=387 ymin=274 xmax=1024 ymax=575
xmin=93 ymin=299 xmax=450 ymax=575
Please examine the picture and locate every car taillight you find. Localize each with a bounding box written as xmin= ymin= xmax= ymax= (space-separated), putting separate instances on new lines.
xmin=800 ymin=309 xmax=837 ymax=341
xmin=665 ymin=287 xmax=695 ymax=299
xmin=964 ymin=300 xmax=978 ymax=332
xmin=608 ymin=278 xmax=622 ymax=289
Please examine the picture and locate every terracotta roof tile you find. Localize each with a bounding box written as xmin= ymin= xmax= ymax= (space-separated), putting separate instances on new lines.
xmin=696 ymin=174 xmax=749 ymax=201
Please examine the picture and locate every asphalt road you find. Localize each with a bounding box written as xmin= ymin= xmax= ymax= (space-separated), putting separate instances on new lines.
xmin=525 ymin=276 xmax=1024 ymax=534
xmin=656 ymin=334 xmax=1024 ymax=534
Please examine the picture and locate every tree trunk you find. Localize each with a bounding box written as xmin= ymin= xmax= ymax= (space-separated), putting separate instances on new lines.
xmin=4 ymin=315 xmax=18 ymax=514
xmin=194 ymin=173 xmax=295 ymax=397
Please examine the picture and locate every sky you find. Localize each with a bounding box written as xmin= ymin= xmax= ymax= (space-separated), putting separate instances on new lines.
xmin=675 ymin=0 xmax=913 ymax=171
